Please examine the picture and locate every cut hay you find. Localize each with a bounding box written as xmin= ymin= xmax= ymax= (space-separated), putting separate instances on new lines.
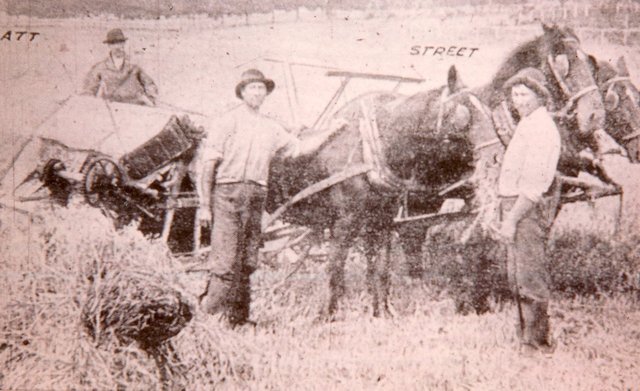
xmin=0 ymin=201 xmax=256 ymax=390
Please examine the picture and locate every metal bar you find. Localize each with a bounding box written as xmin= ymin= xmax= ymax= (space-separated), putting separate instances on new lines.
xmin=263 ymin=57 xmax=338 ymax=71
xmin=393 ymin=210 xmax=475 ymax=227
xmin=560 ymin=188 xmax=622 ymax=204
xmin=326 ymin=70 xmax=424 ymax=84
xmin=312 ymin=77 xmax=350 ymax=130
xmin=161 ymin=163 xmax=187 ymax=243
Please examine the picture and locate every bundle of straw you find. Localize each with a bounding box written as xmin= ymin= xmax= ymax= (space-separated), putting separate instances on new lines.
xmin=0 ymin=202 xmax=255 ymax=389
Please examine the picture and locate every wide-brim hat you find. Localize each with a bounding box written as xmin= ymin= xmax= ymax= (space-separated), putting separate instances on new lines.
xmin=104 ymin=28 xmax=127 ymax=44
xmin=235 ymin=69 xmax=275 ymax=99
xmin=504 ymin=67 xmax=551 ymax=101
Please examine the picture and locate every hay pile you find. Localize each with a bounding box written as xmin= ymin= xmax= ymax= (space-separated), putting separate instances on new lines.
xmin=0 ymin=201 xmax=256 ymax=390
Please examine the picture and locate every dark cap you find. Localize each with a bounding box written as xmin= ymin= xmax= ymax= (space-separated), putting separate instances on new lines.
xmin=103 ymin=28 xmax=127 ymax=44
xmin=504 ymin=67 xmax=551 ymax=101
xmin=235 ymin=69 xmax=275 ymax=99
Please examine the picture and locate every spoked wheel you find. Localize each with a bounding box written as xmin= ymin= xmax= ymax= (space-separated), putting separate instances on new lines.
xmin=83 ymin=157 xmax=124 ymax=207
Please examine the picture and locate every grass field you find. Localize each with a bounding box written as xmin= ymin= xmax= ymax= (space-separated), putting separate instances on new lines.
xmin=1 ymin=9 xmax=640 ymax=390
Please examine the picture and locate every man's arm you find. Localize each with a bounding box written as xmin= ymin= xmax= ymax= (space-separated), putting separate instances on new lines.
xmin=137 ymin=67 xmax=159 ymax=104
xmin=196 ymin=158 xmax=218 ymax=226
xmin=284 ymin=119 xmax=348 ymax=159
xmin=81 ymin=64 xmax=102 ymax=96
xmin=497 ymin=195 xmax=535 ymax=243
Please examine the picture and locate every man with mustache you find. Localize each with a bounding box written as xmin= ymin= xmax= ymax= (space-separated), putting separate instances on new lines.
xmin=196 ymin=69 xmax=346 ymax=327
xmin=82 ymin=28 xmax=158 ymax=106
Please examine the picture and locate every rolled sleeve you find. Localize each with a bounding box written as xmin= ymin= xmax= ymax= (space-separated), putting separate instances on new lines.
xmin=276 ymin=128 xmax=301 ymax=159
xmin=201 ymin=116 xmax=233 ymax=163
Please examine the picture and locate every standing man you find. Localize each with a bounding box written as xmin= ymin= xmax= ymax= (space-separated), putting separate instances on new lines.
xmin=496 ymin=68 xmax=561 ymax=354
xmin=196 ymin=69 xmax=345 ymax=327
xmin=82 ymin=28 xmax=158 ymax=106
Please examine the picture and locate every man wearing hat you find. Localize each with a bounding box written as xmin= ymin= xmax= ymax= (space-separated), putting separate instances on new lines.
xmin=82 ymin=28 xmax=158 ymax=106
xmin=496 ymin=67 xmax=561 ymax=355
xmin=196 ymin=68 xmax=346 ymax=326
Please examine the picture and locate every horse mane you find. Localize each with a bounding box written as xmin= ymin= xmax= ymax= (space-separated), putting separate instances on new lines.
xmin=476 ymin=36 xmax=546 ymax=107
xmin=593 ymin=59 xmax=619 ymax=86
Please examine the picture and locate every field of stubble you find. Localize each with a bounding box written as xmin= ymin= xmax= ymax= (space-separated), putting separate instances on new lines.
xmin=1 ymin=11 xmax=640 ymax=390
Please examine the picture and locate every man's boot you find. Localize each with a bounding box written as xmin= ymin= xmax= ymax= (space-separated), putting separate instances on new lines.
xmin=519 ymin=298 xmax=554 ymax=354
xmin=226 ymin=270 xmax=252 ymax=327
xmin=200 ymin=274 xmax=233 ymax=316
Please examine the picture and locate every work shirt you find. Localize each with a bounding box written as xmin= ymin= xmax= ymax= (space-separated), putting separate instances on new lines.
xmin=498 ymin=106 xmax=561 ymax=203
xmin=200 ymin=104 xmax=300 ymax=187
xmin=82 ymin=56 xmax=158 ymax=105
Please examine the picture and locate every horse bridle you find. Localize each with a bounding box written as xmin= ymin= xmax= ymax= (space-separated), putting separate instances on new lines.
xmin=601 ymin=75 xmax=640 ymax=143
xmin=435 ymin=86 xmax=501 ymax=151
xmin=434 ymin=86 xmax=471 ymax=134
xmin=547 ymin=54 xmax=600 ymax=119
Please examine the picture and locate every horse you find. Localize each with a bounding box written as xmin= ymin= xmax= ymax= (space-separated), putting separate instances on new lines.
xmin=267 ymin=66 xmax=495 ymax=317
xmin=476 ymin=24 xmax=610 ymax=179
xmin=267 ymin=24 xmax=610 ymax=318
xmin=589 ymin=56 xmax=640 ymax=163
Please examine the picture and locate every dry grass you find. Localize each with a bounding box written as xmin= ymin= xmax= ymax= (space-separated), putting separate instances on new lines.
xmin=1 ymin=198 xmax=639 ymax=390
xmin=0 ymin=202 xmax=254 ymax=390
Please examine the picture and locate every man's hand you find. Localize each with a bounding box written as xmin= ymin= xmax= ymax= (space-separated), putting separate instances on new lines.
xmin=329 ymin=118 xmax=349 ymax=134
xmin=180 ymin=115 xmax=206 ymax=140
xmin=197 ymin=207 xmax=212 ymax=228
xmin=138 ymin=94 xmax=156 ymax=107
xmin=496 ymin=219 xmax=517 ymax=243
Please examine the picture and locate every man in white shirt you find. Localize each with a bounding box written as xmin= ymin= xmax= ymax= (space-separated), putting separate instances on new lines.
xmin=497 ymin=67 xmax=561 ymax=354
xmin=196 ymin=69 xmax=345 ymax=326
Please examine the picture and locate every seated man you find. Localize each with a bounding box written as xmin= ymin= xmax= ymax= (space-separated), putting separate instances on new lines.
xmin=82 ymin=28 xmax=158 ymax=106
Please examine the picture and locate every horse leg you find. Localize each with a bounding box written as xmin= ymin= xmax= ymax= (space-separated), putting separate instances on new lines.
xmin=327 ymin=216 xmax=359 ymax=317
xmin=378 ymin=232 xmax=393 ymax=317
xmin=397 ymin=224 xmax=426 ymax=278
xmin=364 ymin=229 xmax=392 ymax=317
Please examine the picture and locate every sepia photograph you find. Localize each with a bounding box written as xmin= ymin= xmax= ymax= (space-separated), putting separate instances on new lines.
xmin=1 ymin=0 xmax=639 ymax=389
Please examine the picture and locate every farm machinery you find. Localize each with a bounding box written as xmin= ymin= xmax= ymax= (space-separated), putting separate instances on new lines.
xmin=0 ymin=96 xmax=208 ymax=254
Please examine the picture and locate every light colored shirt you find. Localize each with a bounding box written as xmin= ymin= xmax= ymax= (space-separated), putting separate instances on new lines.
xmin=200 ymin=104 xmax=300 ymax=186
xmin=498 ymin=106 xmax=561 ymax=203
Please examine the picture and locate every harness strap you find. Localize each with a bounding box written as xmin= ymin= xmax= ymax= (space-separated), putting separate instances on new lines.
xmin=435 ymin=87 xmax=471 ymax=134
xmin=263 ymin=163 xmax=373 ymax=229
xmin=548 ymin=54 xmax=572 ymax=97
xmin=601 ymin=76 xmax=631 ymax=89
xmin=622 ymin=129 xmax=640 ymax=142
xmin=359 ymin=100 xmax=425 ymax=192
xmin=435 ymin=87 xmax=449 ymax=134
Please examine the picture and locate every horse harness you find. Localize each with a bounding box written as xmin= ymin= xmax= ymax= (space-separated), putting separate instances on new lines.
xmin=601 ymin=75 xmax=640 ymax=144
xmin=547 ymin=54 xmax=600 ymax=121
xmin=265 ymin=88 xmax=500 ymax=228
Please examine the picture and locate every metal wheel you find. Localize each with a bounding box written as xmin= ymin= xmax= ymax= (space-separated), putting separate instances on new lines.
xmin=83 ymin=157 xmax=123 ymax=207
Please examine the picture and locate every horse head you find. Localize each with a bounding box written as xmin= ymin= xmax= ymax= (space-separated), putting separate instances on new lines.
xmin=483 ymin=24 xmax=606 ymax=158
xmin=589 ymin=56 xmax=640 ymax=162
xmin=538 ymin=25 xmax=607 ymax=153
xmin=381 ymin=66 xmax=498 ymax=197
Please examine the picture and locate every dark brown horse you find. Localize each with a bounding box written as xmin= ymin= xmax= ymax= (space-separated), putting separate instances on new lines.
xmin=267 ymin=24 xmax=611 ymax=318
xmin=589 ymin=56 xmax=640 ymax=163
xmin=267 ymin=66 xmax=496 ymax=317
xmin=477 ymin=24 xmax=609 ymax=178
